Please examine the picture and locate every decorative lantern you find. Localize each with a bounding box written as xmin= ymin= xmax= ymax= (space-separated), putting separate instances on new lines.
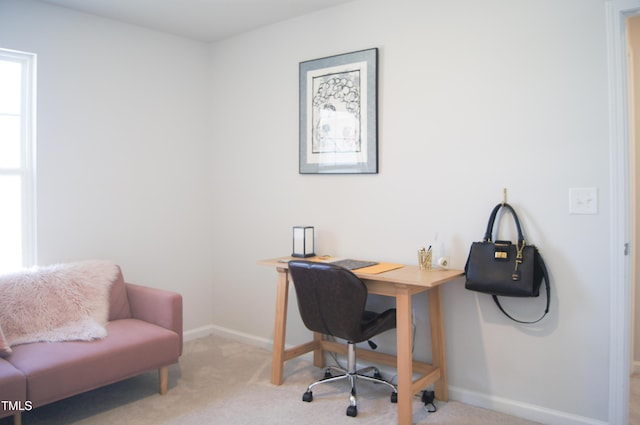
xmin=292 ymin=226 xmax=315 ymax=258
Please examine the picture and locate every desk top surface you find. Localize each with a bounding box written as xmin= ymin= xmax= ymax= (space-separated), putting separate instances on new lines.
xmin=258 ymin=256 xmax=464 ymax=289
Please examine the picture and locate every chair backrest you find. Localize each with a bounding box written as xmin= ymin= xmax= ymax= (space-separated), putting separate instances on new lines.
xmin=288 ymin=260 xmax=368 ymax=342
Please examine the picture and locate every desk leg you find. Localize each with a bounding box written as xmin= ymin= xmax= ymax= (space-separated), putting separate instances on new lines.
xmin=313 ymin=332 xmax=324 ymax=368
xmin=429 ymin=286 xmax=448 ymax=401
xmin=396 ymin=285 xmax=413 ymax=425
xmin=271 ymin=268 xmax=289 ymax=385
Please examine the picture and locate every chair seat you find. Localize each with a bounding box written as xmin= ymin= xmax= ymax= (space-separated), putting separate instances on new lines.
xmin=358 ymin=309 xmax=397 ymax=343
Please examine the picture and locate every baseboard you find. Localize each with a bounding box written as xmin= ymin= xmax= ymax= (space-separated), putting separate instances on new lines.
xmin=184 ymin=325 xmax=605 ymax=425
xmin=448 ymin=386 xmax=607 ymax=425
xmin=183 ymin=324 xmax=217 ymax=342
xmin=183 ymin=324 xmax=273 ymax=350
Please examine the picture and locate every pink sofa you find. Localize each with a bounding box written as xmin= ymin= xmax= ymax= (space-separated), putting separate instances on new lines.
xmin=0 ymin=266 xmax=183 ymax=425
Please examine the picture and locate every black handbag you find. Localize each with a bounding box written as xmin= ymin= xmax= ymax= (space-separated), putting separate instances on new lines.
xmin=464 ymin=202 xmax=550 ymax=323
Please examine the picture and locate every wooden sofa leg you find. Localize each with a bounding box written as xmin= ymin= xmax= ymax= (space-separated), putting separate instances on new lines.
xmin=13 ymin=412 xmax=22 ymax=425
xmin=159 ymin=366 xmax=169 ymax=395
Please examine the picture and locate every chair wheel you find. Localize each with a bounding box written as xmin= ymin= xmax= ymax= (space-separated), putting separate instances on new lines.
xmin=373 ymin=370 xmax=383 ymax=380
xmin=391 ymin=392 xmax=398 ymax=403
xmin=302 ymin=391 xmax=313 ymax=402
xmin=324 ymin=369 xmax=333 ymax=379
xmin=346 ymin=405 xmax=358 ymax=417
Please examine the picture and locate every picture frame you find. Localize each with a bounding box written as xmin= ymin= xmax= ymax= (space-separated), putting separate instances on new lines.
xmin=299 ymin=48 xmax=378 ymax=174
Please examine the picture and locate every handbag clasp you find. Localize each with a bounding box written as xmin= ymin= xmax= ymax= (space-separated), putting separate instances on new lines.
xmin=494 ymin=241 xmax=510 ymax=261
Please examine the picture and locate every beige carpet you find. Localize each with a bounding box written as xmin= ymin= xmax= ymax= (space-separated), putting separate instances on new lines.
xmin=1 ymin=334 xmax=542 ymax=425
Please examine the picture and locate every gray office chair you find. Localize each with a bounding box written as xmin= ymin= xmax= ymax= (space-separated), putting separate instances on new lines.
xmin=288 ymin=260 xmax=398 ymax=417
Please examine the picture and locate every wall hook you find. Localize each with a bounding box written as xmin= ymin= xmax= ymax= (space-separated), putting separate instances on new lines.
xmin=502 ymin=188 xmax=508 ymax=205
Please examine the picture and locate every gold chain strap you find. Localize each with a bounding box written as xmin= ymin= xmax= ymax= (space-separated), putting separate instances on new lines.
xmin=516 ymin=240 xmax=526 ymax=260
xmin=513 ymin=240 xmax=526 ymax=276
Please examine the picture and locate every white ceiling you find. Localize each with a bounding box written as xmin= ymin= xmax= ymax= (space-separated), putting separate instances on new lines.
xmin=35 ymin=0 xmax=357 ymax=43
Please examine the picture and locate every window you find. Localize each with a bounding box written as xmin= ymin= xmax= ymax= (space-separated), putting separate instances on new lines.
xmin=0 ymin=48 xmax=36 ymax=274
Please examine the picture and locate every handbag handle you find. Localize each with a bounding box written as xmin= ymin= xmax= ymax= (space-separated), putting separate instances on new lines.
xmin=483 ymin=202 xmax=525 ymax=244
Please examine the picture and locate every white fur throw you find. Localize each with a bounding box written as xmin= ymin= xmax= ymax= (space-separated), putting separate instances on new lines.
xmin=0 ymin=260 xmax=118 ymax=347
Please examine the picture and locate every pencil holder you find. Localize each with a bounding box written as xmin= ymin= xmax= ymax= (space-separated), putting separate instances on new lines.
xmin=418 ymin=249 xmax=432 ymax=270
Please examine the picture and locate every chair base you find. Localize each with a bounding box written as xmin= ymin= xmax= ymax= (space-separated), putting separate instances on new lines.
xmin=301 ymin=342 xmax=398 ymax=417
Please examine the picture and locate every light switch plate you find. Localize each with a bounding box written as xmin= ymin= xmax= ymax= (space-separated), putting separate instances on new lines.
xmin=569 ymin=187 xmax=598 ymax=214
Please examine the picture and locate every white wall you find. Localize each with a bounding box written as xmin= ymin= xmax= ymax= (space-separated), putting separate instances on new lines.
xmin=0 ymin=0 xmax=614 ymax=423
xmin=0 ymin=0 xmax=216 ymax=332
xmin=209 ymin=0 xmax=610 ymax=423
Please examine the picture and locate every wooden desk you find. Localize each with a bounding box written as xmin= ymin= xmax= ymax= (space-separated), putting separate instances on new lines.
xmin=258 ymin=256 xmax=464 ymax=425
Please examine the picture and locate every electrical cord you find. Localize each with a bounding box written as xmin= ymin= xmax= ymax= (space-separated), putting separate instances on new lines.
xmin=389 ymin=321 xmax=417 ymax=385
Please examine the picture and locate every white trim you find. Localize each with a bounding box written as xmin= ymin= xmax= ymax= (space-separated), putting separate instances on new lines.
xmin=629 ymin=13 xmax=638 ymax=393
xmin=182 ymin=324 xmax=217 ymax=342
xmin=22 ymin=50 xmax=37 ymax=267
xmin=0 ymin=48 xmax=37 ymax=270
xmin=606 ymin=1 xmax=640 ymax=424
xmin=183 ymin=324 xmax=273 ymax=349
xmin=448 ymin=386 xmax=607 ymax=425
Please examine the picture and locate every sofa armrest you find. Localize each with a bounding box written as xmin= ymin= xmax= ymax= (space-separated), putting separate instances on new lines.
xmin=125 ymin=283 xmax=183 ymax=355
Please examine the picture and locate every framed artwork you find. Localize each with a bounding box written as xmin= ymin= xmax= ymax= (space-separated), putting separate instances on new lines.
xmin=299 ymin=48 xmax=378 ymax=174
